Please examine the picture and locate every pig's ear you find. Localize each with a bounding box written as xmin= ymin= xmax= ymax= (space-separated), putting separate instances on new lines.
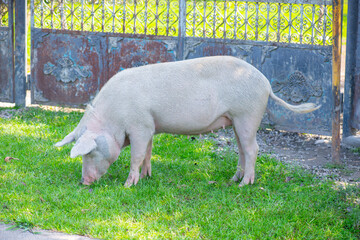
xmin=70 ymin=132 xmax=97 ymax=158
xmin=55 ymin=131 xmax=75 ymax=147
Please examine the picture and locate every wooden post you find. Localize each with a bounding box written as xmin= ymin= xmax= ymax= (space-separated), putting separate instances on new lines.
xmin=14 ymin=0 xmax=27 ymax=107
xmin=332 ymin=0 xmax=342 ymax=163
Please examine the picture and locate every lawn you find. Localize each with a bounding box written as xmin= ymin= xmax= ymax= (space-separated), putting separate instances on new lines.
xmin=0 ymin=107 xmax=359 ymax=239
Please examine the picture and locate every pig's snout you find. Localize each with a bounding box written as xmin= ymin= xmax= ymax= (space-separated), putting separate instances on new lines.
xmin=81 ymin=176 xmax=95 ymax=185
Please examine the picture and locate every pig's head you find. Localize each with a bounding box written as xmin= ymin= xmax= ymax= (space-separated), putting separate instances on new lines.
xmin=55 ymin=130 xmax=121 ymax=185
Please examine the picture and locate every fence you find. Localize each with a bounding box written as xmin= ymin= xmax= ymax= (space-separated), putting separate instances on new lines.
xmin=0 ymin=0 xmax=350 ymax=162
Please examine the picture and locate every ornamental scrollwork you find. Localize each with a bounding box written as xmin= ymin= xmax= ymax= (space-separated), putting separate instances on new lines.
xmin=0 ymin=31 xmax=8 ymax=41
xmin=272 ymin=71 xmax=322 ymax=104
xmin=44 ymin=57 xmax=92 ymax=83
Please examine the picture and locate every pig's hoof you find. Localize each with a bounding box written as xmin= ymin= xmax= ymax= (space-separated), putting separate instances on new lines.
xmin=238 ymin=175 xmax=254 ymax=187
xmin=140 ymin=165 xmax=152 ymax=179
xmin=124 ymin=172 xmax=140 ymax=188
xmin=231 ymin=171 xmax=244 ymax=182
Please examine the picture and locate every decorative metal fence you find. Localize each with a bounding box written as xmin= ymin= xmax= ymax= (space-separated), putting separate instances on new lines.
xmin=30 ymin=0 xmax=334 ymax=135
xmin=33 ymin=0 xmax=333 ymax=45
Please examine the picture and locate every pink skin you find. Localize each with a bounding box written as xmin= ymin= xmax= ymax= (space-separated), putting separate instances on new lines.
xmin=56 ymin=56 xmax=319 ymax=188
xmin=80 ymin=132 xmax=121 ymax=185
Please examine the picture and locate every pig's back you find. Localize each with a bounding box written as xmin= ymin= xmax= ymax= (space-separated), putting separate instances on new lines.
xmin=93 ymin=56 xmax=271 ymax=133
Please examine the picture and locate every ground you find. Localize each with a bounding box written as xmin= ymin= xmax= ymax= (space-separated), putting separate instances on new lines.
xmin=205 ymin=127 xmax=360 ymax=185
xmin=1 ymin=106 xmax=359 ymax=186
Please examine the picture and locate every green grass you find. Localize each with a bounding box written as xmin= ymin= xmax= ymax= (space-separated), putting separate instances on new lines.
xmin=0 ymin=107 xmax=359 ymax=239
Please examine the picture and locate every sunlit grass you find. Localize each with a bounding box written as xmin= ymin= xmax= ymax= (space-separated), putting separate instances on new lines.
xmin=0 ymin=107 xmax=359 ymax=239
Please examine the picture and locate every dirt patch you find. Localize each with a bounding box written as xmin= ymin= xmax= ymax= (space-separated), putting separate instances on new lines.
xmin=204 ymin=128 xmax=360 ymax=184
xmin=0 ymin=108 xmax=25 ymax=119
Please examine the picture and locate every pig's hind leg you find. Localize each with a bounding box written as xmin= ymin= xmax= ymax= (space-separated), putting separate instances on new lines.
xmin=232 ymin=116 xmax=260 ymax=186
xmin=140 ymin=138 xmax=153 ymax=179
xmin=124 ymin=130 xmax=154 ymax=187
xmin=231 ymin=130 xmax=245 ymax=182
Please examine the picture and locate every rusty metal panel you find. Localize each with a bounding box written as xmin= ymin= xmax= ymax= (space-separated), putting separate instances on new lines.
xmin=261 ymin=46 xmax=332 ymax=135
xmin=183 ymin=38 xmax=261 ymax=67
xmin=106 ymin=35 xmax=177 ymax=81
xmin=31 ymin=28 xmax=178 ymax=106
xmin=0 ymin=0 xmax=13 ymax=103
xmin=31 ymin=29 xmax=107 ymax=106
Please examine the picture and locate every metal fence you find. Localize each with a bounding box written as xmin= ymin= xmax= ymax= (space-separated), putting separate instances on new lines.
xmin=33 ymin=0 xmax=333 ymax=46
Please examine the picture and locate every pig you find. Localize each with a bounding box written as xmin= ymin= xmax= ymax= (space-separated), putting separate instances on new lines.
xmin=55 ymin=56 xmax=320 ymax=187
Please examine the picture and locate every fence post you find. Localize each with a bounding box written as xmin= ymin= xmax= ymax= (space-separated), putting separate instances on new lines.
xmin=14 ymin=0 xmax=27 ymax=107
xmin=331 ymin=0 xmax=342 ymax=163
xmin=343 ymin=0 xmax=360 ymax=137
xmin=177 ymin=0 xmax=186 ymax=61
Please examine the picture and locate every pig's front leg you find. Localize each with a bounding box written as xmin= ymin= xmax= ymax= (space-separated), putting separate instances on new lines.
xmin=124 ymin=132 xmax=153 ymax=187
xmin=140 ymin=138 xmax=153 ymax=179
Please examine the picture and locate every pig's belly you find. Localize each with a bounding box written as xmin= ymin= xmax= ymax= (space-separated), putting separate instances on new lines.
xmin=153 ymin=112 xmax=232 ymax=135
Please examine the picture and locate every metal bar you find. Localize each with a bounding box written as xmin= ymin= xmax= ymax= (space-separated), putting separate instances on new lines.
xmin=223 ymin=0 xmax=227 ymax=39
xmin=288 ymin=3 xmax=292 ymax=43
xmin=213 ymin=0 xmax=216 ymax=38
xmin=343 ymin=0 xmax=359 ymax=137
xmin=134 ymin=0 xmax=137 ymax=34
xmin=277 ymin=3 xmax=280 ymax=41
xmin=311 ymin=4 xmax=315 ymax=44
xmin=144 ymin=0 xmax=148 ymax=35
xmin=300 ymin=3 xmax=304 ymax=44
xmin=234 ymin=1 xmax=238 ymax=39
xmin=113 ymin=0 xmax=116 ymax=32
xmin=123 ymin=0 xmax=126 ymax=33
xmin=177 ymin=0 xmax=186 ymax=60
xmin=192 ymin=0 xmax=196 ymax=37
xmin=244 ymin=2 xmax=248 ymax=40
xmin=155 ymin=0 xmax=159 ymax=35
xmin=71 ymin=0 xmax=74 ymax=30
xmin=322 ymin=4 xmax=327 ymax=46
xmin=203 ymin=0 xmax=206 ymax=38
xmin=40 ymin=0 xmax=44 ymax=28
xmin=30 ymin=0 xmax=34 ymax=97
xmin=61 ymin=0 xmax=65 ymax=30
xmin=91 ymin=0 xmax=95 ymax=31
xmin=331 ymin=0 xmax=342 ymax=163
xmin=14 ymin=0 xmax=27 ymax=107
xmin=102 ymin=0 xmax=105 ymax=32
xmin=50 ymin=0 xmax=54 ymax=29
xmin=31 ymin=0 xmax=35 ymax=31
xmin=265 ymin=2 xmax=270 ymax=41
xmin=81 ymin=0 xmax=84 ymax=31
xmin=166 ymin=0 xmax=170 ymax=36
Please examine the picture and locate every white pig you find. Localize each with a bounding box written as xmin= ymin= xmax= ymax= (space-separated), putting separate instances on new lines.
xmin=55 ymin=56 xmax=320 ymax=187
